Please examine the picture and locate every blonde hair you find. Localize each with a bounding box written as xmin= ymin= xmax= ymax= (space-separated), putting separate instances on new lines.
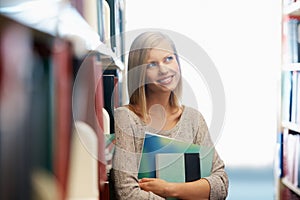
xmin=127 ymin=31 xmax=182 ymax=120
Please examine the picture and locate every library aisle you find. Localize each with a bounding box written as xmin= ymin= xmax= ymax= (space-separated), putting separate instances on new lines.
xmin=0 ymin=1 xmax=290 ymax=200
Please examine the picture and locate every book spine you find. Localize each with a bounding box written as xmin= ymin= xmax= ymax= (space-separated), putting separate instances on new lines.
xmin=103 ymin=74 xmax=115 ymax=133
xmin=296 ymin=72 xmax=300 ymax=125
xmin=281 ymin=71 xmax=292 ymax=122
xmin=291 ymin=71 xmax=298 ymax=123
xmin=52 ymin=39 xmax=73 ymax=200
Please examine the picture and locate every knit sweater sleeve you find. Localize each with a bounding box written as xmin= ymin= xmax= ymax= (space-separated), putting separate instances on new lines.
xmin=193 ymin=110 xmax=229 ymax=200
xmin=111 ymin=108 xmax=165 ymax=200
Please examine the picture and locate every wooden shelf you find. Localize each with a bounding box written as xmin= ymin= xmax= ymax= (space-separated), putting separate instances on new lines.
xmin=283 ymin=1 xmax=300 ymax=16
xmin=282 ymin=121 xmax=300 ymax=133
xmin=282 ymin=63 xmax=300 ymax=71
xmin=282 ymin=177 xmax=300 ymax=196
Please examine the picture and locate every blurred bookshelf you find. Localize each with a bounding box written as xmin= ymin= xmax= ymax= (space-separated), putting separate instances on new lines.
xmin=277 ymin=1 xmax=300 ymax=199
xmin=0 ymin=0 xmax=125 ymax=200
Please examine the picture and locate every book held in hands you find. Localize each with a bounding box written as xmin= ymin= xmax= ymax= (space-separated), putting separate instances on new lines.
xmin=138 ymin=132 xmax=214 ymax=182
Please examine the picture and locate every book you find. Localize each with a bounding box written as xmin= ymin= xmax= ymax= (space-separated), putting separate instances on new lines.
xmin=155 ymin=153 xmax=185 ymax=183
xmin=103 ymin=74 xmax=116 ymax=133
xmin=282 ymin=16 xmax=300 ymax=63
xmin=283 ymin=129 xmax=299 ymax=186
xmin=281 ymin=71 xmax=292 ymax=122
xmin=184 ymin=153 xmax=201 ymax=182
xmin=103 ymin=0 xmax=111 ymax=45
xmin=156 ymin=153 xmax=201 ymax=183
xmin=74 ymin=54 xmax=107 ymax=196
xmin=297 ymin=135 xmax=300 ymax=188
xmin=52 ymin=38 xmax=73 ymax=200
xmin=294 ymin=134 xmax=300 ymax=188
xmin=276 ymin=132 xmax=284 ymax=178
xmin=296 ymin=72 xmax=300 ymax=124
xmin=103 ymin=69 xmax=120 ymax=108
xmin=291 ymin=71 xmax=298 ymax=123
xmin=138 ymin=132 xmax=214 ymax=180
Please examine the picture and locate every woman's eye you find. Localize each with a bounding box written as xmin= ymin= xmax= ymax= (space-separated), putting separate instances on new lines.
xmin=165 ymin=56 xmax=174 ymax=63
xmin=147 ymin=62 xmax=157 ymax=68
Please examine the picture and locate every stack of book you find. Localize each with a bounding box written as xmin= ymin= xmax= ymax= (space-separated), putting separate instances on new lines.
xmin=138 ymin=132 xmax=214 ymax=183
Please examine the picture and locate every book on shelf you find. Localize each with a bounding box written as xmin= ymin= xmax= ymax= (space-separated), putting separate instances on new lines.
xmin=276 ymin=132 xmax=284 ymax=178
xmin=282 ymin=16 xmax=300 ymax=64
xmin=297 ymin=135 xmax=300 ymax=188
xmin=91 ymin=56 xmax=107 ymax=196
xmin=290 ymin=71 xmax=299 ymax=123
xmin=0 ymin=21 xmax=52 ymax=199
xmin=73 ymin=54 xmax=108 ymax=196
xmin=103 ymin=0 xmax=111 ymax=45
xmin=283 ymin=129 xmax=300 ymax=188
xmin=296 ymin=71 xmax=300 ymax=125
xmin=295 ymin=134 xmax=300 ymax=188
xmin=103 ymin=72 xmax=119 ymax=133
xmin=138 ymin=132 xmax=214 ymax=181
xmin=114 ymin=75 xmax=119 ymax=107
xmin=103 ymin=69 xmax=120 ymax=107
xmin=52 ymin=39 xmax=73 ymax=200
xmin=281 ymin=70 xmax=300 ymax=125
xmin=281 ymin=71 xmax=293 ymax=122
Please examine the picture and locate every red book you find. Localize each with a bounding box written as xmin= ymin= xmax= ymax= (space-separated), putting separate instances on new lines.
xmin=52 ymin=39 xmax=73 ymax=200
xmin=114 ymin=76 xmax=119 ymax=108
xmin=93 ymin=56 xmax=108 ymax=198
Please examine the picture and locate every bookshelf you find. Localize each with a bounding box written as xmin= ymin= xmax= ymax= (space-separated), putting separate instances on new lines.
xmin=278 ymin=1 xmax=300 ymax=200
xmin=0 ymin=0 xmax=125 ymax=200
xmin=0 ymin=14 xmax=74 ymax=200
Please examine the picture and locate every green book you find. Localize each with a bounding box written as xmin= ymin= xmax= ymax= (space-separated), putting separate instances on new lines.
xmin=138 ymin=132 xmax=214 ymax=179
xmin=156 ymin=153 xmax=186 ymax=183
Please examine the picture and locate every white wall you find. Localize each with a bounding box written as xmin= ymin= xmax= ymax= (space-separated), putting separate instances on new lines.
xmin=124 ymin=0 xmax=282 ymax=167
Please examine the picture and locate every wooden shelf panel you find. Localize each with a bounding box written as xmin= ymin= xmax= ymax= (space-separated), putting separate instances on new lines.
xmin=282 ymin=121 xmax=300 ymax=133
xmin=282 ymin=63 xmax=300 ymax=71
xmin=282 ymin=177 xmax=300 ymax=196
xmin=284 ymin=1 xmax=300 ymax=16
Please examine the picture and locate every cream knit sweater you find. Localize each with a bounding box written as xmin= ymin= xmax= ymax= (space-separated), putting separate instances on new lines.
xmin=111 ymin=106 xmax=228 ymax=200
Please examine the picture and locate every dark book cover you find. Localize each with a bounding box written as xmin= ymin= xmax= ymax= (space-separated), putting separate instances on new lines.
xmin=103 ymin=74 xmax=115 ymax=133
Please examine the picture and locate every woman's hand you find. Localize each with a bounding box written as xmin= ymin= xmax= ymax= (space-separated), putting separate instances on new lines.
xmin=139 ymin=178 xmax=211 ymax=200
xmin=139 ymin=178 xmax=172 ymax=198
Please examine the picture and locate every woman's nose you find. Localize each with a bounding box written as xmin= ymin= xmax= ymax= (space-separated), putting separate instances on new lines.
xmin=158 ymin=64 xmax=168 ymax=74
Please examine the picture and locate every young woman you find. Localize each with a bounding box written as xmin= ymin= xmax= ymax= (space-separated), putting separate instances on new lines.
xmin=111 ymin=31 xmax=228 ymax=200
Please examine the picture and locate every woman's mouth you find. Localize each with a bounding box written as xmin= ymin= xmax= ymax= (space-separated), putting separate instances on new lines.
xmin=157 ymin=75 xmax=175 ymax=85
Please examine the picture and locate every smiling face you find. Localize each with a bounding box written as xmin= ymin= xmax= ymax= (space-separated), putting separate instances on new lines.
xmin=145 ymin=46 xmax=181 ymax=94
xmin=127 ymin=31 xmax=182 ymax=118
